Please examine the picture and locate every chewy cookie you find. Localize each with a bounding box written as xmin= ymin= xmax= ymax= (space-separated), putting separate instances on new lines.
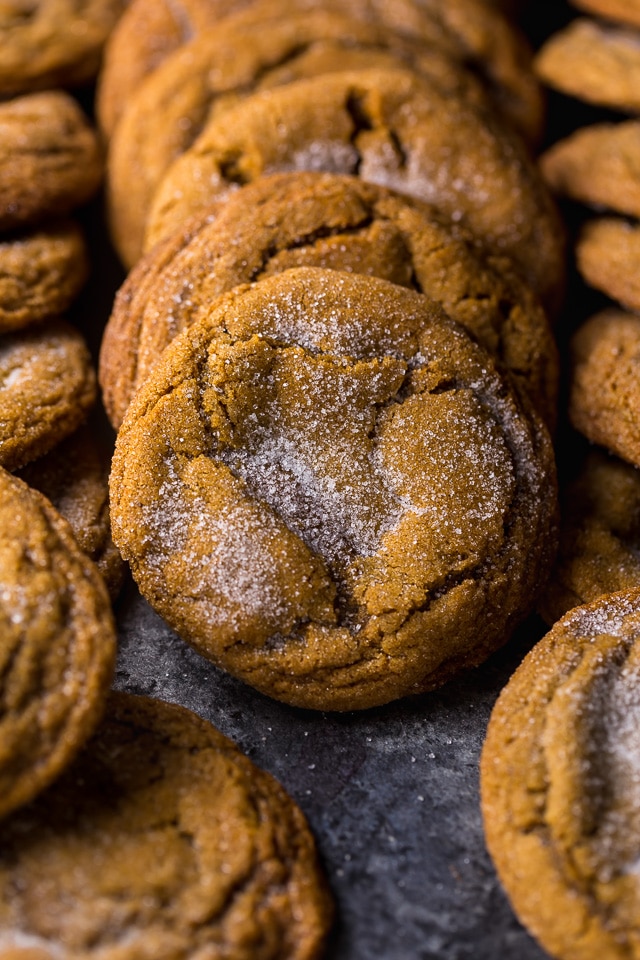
xmin=569 ymin=309 xmax=640 ymax=469
xmin=570 ymin=0 xmax=640 ymax=28
xmin=541 ymin=122 xmax=640 ymax=220
xmin=539 ymin=447 xmax=640 ymax=625
xmin=109 ymin=267 xmax=558 ymax=711
xmin=145 ymin=67 xmax=563 ymax=310
xmin=0 ymin=91 xmax=103 ymax=232
xmin=100 ymin=172 xmax=558 ymax=430
xmin=0 ymin=0 xmax=125 ymax=97
xmin=576 ymin=217 xmax=640 ymax=313
xmin=0 ymin=691 xmax=333 ymax=959
xmin=0 ymin=319 xmax=97 ymax=471
xmin=481 ymin=588 xmax=640 ymax=960
xmin=0 ymin=467 xmax=116 ymax=821
xmin=107 ymin=12 xmax=501 ymax=267
xmin=0 ymin=220 xmax=88 ymax=333
xmin=97 ymin=0 xmax=541 ymax=143
xmin=17 ymin=424 xmax=125 ymax=599
xmin=535 ymin=18 xmax=640 ymax=112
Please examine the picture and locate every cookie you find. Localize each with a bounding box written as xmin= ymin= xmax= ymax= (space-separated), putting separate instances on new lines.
xmin=535 ymin=18 xmax=640 ymax=112
xmin=0 ymin=319 xmax=97 ymax=471
xmin=0 ymin=0 xmax=126 ymax=97
xmin=145 ymin=67 xmax=563 ymax=310
xmin=109 ymin=266 xmax=558 ymax=711
xmin=570 ymin=0 xmax=640 ymax=29
xmin=0 ymin=220 xmax=88 ymax=333
xmin=97 ymin=0 xmax=542 ymax=144
xmin=569 ymin=308 xmax=640 ymax=468
xmin=17 ymin=423 xmax=126 ymax=599
xmin=575 ymin=216 xmax=640 ymax=313
xmin=100 ymin=172 xmax=559 ymax=430
xmin=107 ymin=12 xmax=503 ymax=267
xmin=481 ymin=588 xmax=640 ymax=960
xmin=539 ymin=447 xmax=640 ymax=625
xmin=541 ymin=121 xmax=640 ymax=220
xmin=0 ymin=466 xmax=116 ymax=821
xmin=0 ymin=691 xmax=333 ymax=958
xmin=0 ymin=91 xmax=103 ymax=232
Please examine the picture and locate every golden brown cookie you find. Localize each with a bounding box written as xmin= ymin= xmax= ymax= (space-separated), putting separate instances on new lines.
xmin=569 ymin=309 xmax=640 ymax=468
xmin=481 ymin=587 xmax=640 ymax=960
xmin=109 ymin=266 xmax=558 ymax=711
xmin=17 ymin=424 xmax=125 ymax=599
xmin=0 ymin=466 xmax=116 ymax=821
xmin=100 ymin=172 xmax=559 ymax=430
xmin=570 ymin=0 xmax=640 ymax=28
xmin=0 ymin=0 xmax=126 ymax=97
xmin=541 ymin=121 xmax=640 ymax=220
xmin=0 ymin=319 xmax=97 ymax=471
xmin=145 ymin=67 xmax=563 ymax=310
xmin=0 ymin=220 xmax=88 ymax=333
xmin=0 ymin=691 xmax=333 ymax=958
xmin=535 ymin=18 xmax=640 ymax=112
xmin=539 ymin=447 xmax=640 ymax=625
xmin=576 ymin=216 xmax=640 ymax=312
xmin=107 ymin=12 xmax=505 ymax=267
xmin=0 ymin=91 xmax=103 ymax=232
xmin=97 ymin=0 xmax=542 ymax=145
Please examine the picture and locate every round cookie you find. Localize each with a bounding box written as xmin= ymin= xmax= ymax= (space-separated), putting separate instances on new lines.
xmin=481 ymin=588 xmax=640 ymax=960
xmin=0 ymin=319 xmax=97 ymax=471
xmin=0 ymin=691 xmax=333 ymax=959
xmin=0 ymin=466 xmax=116 ymax=821
xmin=17 ymin=424 xmax=126 ymax=599
xmin=145 ymin=67 xmax=563 ymax=310
xmin=0 ymin=220 xmax=88 ymax=333
xmin=0 ymin=0 xmax=126 ymax=97
xmin=570 ymin=0 xmax=640 ymax=29
xmin=100 ymin=172 xmax=559 ymax=430
xmin=109 ymin=266 xmax=559 ymax=711
xmin=97 ymin=0 xmax=542 ymax=144
xmin=576 ymin=217 xmax=640 ymax=313
xmin=569 ymin=309 xmax=640 ymax=468
xmin=539 ymin=447 xmax=640 ymax=625
xmin=535 ymin=18 xmax=640 ymax=112
xmin=107 ymin=12 xmax=500 ymax=267
xmin=0 ymin=91 xmax=103 ymax=232
xmin=541 ymin=122 xmax=640 ymax=220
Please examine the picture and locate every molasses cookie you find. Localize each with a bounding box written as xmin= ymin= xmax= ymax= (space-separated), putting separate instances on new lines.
xmin=575 ymin=217 xmax=640 ymax=312
xmin=569 ymin=309 xmax=640 ymax=468
xmin=570 ymin=0 xmax=640 ymax=29
xmin=101 ymin=172 xmax=558 ymax=430
xmin=0 ymin=91 xmax=103 ymax=232
xmin=0 ymin=0 xmax=126 ymax=97
xmin=107 ymin=12 xmax=499 ymax=267
xmin=0 ymin=319 xmax=96 ymax=471
xmin=0 ymin=691 xmax=333 ymax=958
xmin=539 ymin=447 xmax=640 ymax=625
xmin=109 ymin=267 xmax=558 ymax=711
xmin=481 ymin=587 xmax=640 ymax=960
xmin=145 ymin=67 xmax=563 ymax=310
xmin=535 ymin=18 xmax=640 ymax=112
xmin=541 ymin=122 xmax=640 ymax=220
xmin=0 ymin=466 xmax=116 ymax=821
xmin=97 ymin=0 xmax=541 ymax=144
xmin=0 ymin=220 xmax=88 ymax=333
xmin=17 ymin=424 xmax=125 ymax=599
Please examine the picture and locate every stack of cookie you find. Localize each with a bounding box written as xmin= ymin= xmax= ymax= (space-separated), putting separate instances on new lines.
xmin=96 ymin=0 xmax=562 ymax=715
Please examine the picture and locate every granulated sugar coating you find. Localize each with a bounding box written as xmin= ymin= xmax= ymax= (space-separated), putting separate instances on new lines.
xmin=481 ymin=587 xmax=640 ymax=960
xmin=110 ymin=267 xmax=558 ymax=710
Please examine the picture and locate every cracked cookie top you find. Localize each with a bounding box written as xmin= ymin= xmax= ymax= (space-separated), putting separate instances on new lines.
xmin=109 ymin=267 xmax=558 ymax=710
xmin=144 ymin=67 xmax=563 ymax=311
xmin=0 ymin=467 xmax=116 ymax=821
xmin=0 ymin=691 xmax=333 ymax=959
xmin=101 ymin=172 xmax=558 ymax=431
xmin=481 ymin=587 xmax=640 ymax=960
